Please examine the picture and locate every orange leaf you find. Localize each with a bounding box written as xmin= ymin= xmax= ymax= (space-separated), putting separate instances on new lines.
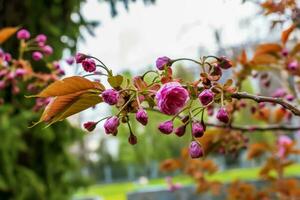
xmin=281 ymin=24 xmax=296 ymax=45
xmin=33 ymin=92 xmax=103 ymax=127
xmin=28 ymin=76 xmax=105 ymax=97
xmin=239 ymin=49 xmax=248 ymax=65
xmin=251 ymin=54 xmax=278 ymax=65
xmin=40 ymin=91 xmax=85 ymax=122
xmin=254 ymin=43 xmax=282 ymax=57
xmin=0 ymin=27 xmax=18 ymax=44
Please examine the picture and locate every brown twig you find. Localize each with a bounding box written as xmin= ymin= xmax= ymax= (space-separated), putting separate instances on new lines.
xmin=231 ymin=92 xmax=300 ymax=116
xmin=145 ymin=107 xmax=300 ymax=132
xmin=205 ymin=123 xmax=300 ymax=132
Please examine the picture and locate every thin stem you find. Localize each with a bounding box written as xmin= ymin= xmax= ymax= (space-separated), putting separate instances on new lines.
xmin=116 ymin=95 xmax=136 ymax=116
xmin=171 ymin=58 xmax=202 ymax=66
xmin=231 ymin=92 xmax=300 ymax=116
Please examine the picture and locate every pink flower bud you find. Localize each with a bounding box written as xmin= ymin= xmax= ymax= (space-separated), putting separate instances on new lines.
xmin=216 ymin=107 xmax=229 ymax=123
xmin=287 ymin=60 xmax=299 ymax=71
xmin=17 ymin=29 xmax=30 ymax=40
xmin=174 ymin=125 xmax=186 ymax=137
xmin=158 ymin=120 xmax=173 ymax=134
xmin=32 ymin=51 xmax=43 ymax=61
xmin=286 ymin=94 xmax=294 ymax=101
xmin=281 ymin=48 xmax=288 ymax=57
xmin=75 ymin=53 xmax=87 ymax=63
xmin=136 ymin=108 xmax=148 ymax=126
xmin=4 ymin=53 xmax=11 ymax=62
xmin=189 ymin=141 xmax=204 ymax=159
xmin=102 ymin=89 xmax=119 ymax=105
xmin=104 ymin=116 xmax=120 ymax=135
xmin=198 ymin=89 xmax=214 ymax=106
xmin=35 ymin=34 xmax=47 ymax=43
xmin=83 ymin=121 xmax=97 ymax=132
xmin=217 ymin=56 xmax=232 ymax=69
xmin=192 ymin=122 xmax=204 ymax=138
xmin=272 ymin=88 xmax=286 ymax=98
xmin=66 ymin=57 xmax=74 ymax=65
xmin=15 ymin=68 xmax=26 ymax=77
xmin=128 ymin=134 xmax=137 ymax=145
xmin=42 ymin=45 xmax=53 ymax=55
xmin=82 ymin=58 xmax=96 ymax=72
xmin=156 ymin=56 xmax=171 ymax=70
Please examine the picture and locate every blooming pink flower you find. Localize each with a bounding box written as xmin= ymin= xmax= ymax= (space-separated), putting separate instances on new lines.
xmin=104 ymin=116 xmax=120 ymax=134
xmin=75 ymin=53 xmax=87 ymax=63
xmin=155 ymin=82 xmax=189 ymax=115
xmin=83 ymin=121 xmax=97 ymax=132
xmin=156 ymin=56 xmax=171 ymax=70
xmin=42 ymin=45 xmax=53 ymax=55
xmin=136 ymin=108 xmax=148 ymax=126
xmin=216 ymin=107 xmax=229 ymax=123
xmin=32 ymin=51 xmax=43 ymax=61
xmin=158 ymin=120 xmax=173 ymax=134
xmin=192 ymin=122 xmax=204 ymax=138
xmin=198 ymin=89 xmax=214 ymax=106
xmin=35 ymin=34 xmax=47 ymax=43
xmin=17 ymin=29 xmax=30 ymax=40
xmin=102 ymin=89 xmax=119 ymax=105
xmin=82 ymin=58 xmax=96 ymax=72
xmin=189 ymin=141 xmax=203 ymax=158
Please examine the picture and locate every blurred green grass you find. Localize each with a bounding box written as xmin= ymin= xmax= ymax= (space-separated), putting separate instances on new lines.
xmin=75 ymin=164 xmax=300 ymax=200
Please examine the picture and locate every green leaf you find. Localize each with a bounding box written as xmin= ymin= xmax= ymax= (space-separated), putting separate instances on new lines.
xmin=108 ymin=75 xmax=123 ymax=88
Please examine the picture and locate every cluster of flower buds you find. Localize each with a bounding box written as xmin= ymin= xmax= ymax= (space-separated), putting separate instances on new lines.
xmin=0 ymin=28 xmax=64 ymax=111
xmin=16 ymin=29 xmax=53 ymax=61
xmin=79 ymin=53 xmax=233 ymax=158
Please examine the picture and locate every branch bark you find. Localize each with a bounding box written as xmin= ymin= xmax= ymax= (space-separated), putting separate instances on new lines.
xmin=231 ymin=92 xmax=300 ymax=116
xmin=205 ymin=123 xmax=300 ymax=132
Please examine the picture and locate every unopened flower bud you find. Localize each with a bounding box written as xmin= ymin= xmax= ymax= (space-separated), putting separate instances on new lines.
xmin=104 ymin=116 xmax=119 ymax=135
xmin=17 ymin=29 xmax=30 ymax=40
xmin=198 ymin=89 xmax=214 ymax=106
xmin=158 ymin=120 xmax=173 ymax=134
xmin=174 ymin=125 xmax=186 ymax=137
xmin=128 ymin=134 xmax=137 ymax=145
xmin=83 ymin=121 xmax=97 ymax=132
xmin=156 ymin=56 xmax=171 ymax=70
xmin=82 ymin=58 xmax=96 ymax=72
xmin=136 ymin=108 xmax=148 ymax=126
xmin=75 ymin=53 xmax=87 ymax=63
xmin=216 ymin=107 xmax=229 ymax=123
xmin=192 ymin=122 xmax=204 ymax=138
xmin=189 ymin=141 xmax=204 ymax=159
xmin=217 ymin=56 xmax=232 ymax=69
xmin=32 ymin=51 xmax=43 ymax=61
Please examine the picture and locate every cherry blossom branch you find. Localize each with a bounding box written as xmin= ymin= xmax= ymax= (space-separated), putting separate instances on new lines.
xmin=144 ymin=107 xmax=300 ymax=132
xmin=205 ymin=123 xmax=300 ymax=132
xmin=231 ymin=92 xmax=300 ymax=116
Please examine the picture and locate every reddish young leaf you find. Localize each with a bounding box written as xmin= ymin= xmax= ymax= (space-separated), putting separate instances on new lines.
xmin=28 ymin=76 xmax=105 ymax=97
xmin=281 ymin=24 xmax=296 ymax=45
xmin=0 ymin=27 xmax=18 ymax=44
